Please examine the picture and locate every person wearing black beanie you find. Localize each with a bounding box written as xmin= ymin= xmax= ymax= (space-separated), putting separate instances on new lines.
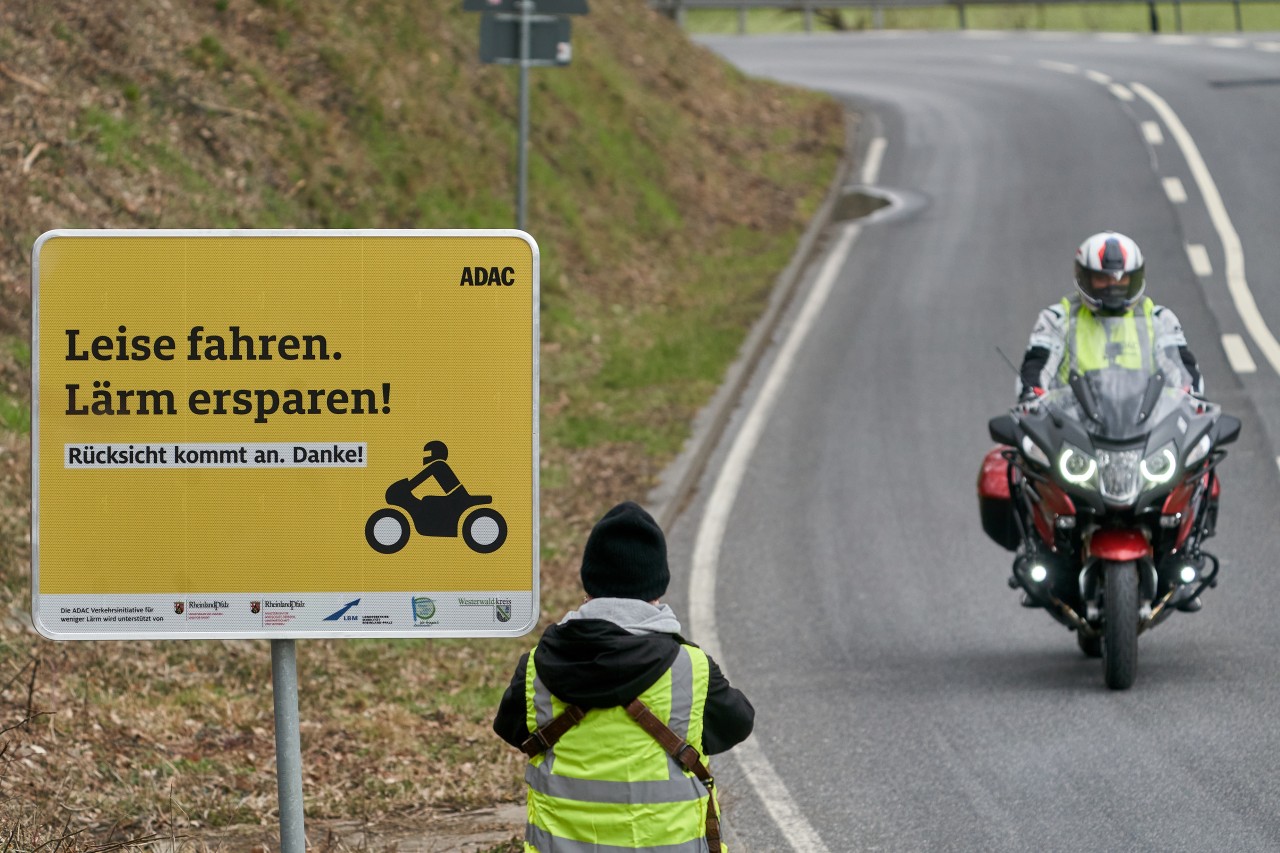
xmin=494 ymin=500 xmax=755 ymax=852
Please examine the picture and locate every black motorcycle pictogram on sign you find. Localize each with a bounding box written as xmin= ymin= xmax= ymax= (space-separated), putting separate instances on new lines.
xmin=365 ymin=441 xmax=508 ymax=555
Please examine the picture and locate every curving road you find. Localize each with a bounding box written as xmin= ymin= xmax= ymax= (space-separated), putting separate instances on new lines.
xmin=663 ymin=32 xmax=1280 ymax=852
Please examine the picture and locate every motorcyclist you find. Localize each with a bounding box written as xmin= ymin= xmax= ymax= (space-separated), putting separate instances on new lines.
xmin=407 ymin=440 xmax=461 ymax=494
xmin=1018 ymin=231 xmax=1203 ymax=401
xmin=1017 ymin=230 xmax=1210 ymax=611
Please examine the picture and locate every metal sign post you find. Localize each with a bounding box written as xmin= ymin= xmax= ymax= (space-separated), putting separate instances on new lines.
xmin=470 ymin=0 xmax=586 ymax=229
xmin=518 ymin=1 xmax=531 ymax=230
xmin=272 ymin=639 xmax=306 ymax=853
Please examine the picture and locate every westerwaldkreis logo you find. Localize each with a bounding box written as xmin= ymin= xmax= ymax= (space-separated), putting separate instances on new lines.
xmin=495 ymin=599 xmax=512 ymax=623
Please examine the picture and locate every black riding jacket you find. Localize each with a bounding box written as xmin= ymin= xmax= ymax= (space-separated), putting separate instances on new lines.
xmin=493 ymin=617 xmax=755 ymax=755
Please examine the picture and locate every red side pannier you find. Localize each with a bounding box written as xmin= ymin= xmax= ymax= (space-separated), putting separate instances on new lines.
xmin=977 ymin=445 xmax=1020 ymax=551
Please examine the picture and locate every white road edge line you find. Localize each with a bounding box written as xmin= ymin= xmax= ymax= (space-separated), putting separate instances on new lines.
xmin=1132 ymin=83 xmax=1280 ymax=377
xmin=688 ymin=135 xmax=886 ymax=853
xmin=1222 ymin=333 xmax=1258 ymax=374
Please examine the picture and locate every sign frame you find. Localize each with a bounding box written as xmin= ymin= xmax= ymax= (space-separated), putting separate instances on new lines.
xmin=31 ymin=229 xmax=540 ymax=642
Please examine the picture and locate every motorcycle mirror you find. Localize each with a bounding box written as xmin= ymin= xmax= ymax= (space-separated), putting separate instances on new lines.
xmin=1214 ymin=414 xmax=1242 ymax=446
xmin=1136 ymin=371 xmax=1165 ymax=423
xmin=989 ymin=414 xmax=1019 ymax=446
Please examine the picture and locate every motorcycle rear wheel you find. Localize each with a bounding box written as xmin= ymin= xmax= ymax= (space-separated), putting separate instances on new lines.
xmin=1102 ymin=560 xmax=1139 ymax=690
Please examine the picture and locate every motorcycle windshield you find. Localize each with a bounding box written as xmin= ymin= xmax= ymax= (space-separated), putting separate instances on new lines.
xmin=1042 ymin=367 xmax=1188 ymax=442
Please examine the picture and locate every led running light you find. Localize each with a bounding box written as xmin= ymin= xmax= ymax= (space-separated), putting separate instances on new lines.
xmin=1140 ymin=445 xmax=1177 ymax=485
xmin=1058 ymin=445 xmax=1097 ymax=485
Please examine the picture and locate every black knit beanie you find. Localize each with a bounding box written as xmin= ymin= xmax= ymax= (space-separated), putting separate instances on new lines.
xmin=580 ymin=501 xmax=670 ymax=601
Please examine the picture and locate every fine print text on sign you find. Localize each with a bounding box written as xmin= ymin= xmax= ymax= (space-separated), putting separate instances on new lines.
xmin=33 ymin=230 xmax=539 ymax=641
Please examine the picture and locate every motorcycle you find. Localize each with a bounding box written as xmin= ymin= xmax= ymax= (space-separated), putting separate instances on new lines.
xmin=978 ymin=364 xmax=1240 ymax=689
xmin=365 ymin=451 xmax=508 ymax=556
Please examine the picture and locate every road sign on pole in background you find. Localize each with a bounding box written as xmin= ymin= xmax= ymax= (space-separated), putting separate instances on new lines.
xmin=479 ymin=12 xmax=572 ymax=66
xmin=31 ymin=229 xmax=540 ymax=642
xmin=464 ymin=0 xmax=587 ymax=13
xmin=467 ymin=0 xmax=588 ymax=230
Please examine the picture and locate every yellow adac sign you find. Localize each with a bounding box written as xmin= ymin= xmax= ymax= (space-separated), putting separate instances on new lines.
xmin=33 ymin=230 xmax=538 ymax=640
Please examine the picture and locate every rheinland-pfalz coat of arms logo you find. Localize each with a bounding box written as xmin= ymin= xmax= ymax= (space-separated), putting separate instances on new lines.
xmin=174 ymin=601 xmax=185 ymax=615
xmin=250 ymin=601 xmax=261 ymax=614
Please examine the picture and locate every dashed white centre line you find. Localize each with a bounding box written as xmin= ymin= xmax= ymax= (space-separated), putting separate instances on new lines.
xmin=1133 ymin=82 xmax=1280 ymax=377
xmin=1142 ymin=121 xmax=1165 ymax=144
xmin=1085 ymin=69 xmax=1113 ymax=85
xmin=1186 ymin=243 xmax=1213 ymax=276
xmin=1163 ymin=176 xmax=1187 ymax=203
xmin=1109 ymin=83 xmax=1135 ymax=101
xmin=1222 ymin=333 xmax=1258 ymax=374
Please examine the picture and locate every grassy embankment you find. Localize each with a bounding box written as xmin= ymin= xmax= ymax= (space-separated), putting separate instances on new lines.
xmin=0 ymin=0 xmax=843 ymax=845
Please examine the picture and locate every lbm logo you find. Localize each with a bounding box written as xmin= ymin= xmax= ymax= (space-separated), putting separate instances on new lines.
xmin=324 ymin=599 xmax=361 ymax=622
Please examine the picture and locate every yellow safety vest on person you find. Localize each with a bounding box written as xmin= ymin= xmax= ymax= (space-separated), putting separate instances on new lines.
xmin=522 ymin=643 xmax=722 ymax=852
xmin=1058 ymin=295 xmax=1157 ymax=382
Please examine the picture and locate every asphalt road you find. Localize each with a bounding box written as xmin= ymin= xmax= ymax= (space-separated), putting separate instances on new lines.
xmin=662 ymin=32 xmax=1280 ymax=852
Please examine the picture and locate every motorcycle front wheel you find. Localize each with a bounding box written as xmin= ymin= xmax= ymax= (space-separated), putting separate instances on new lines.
xmin=462 ymin=507 xmax=508 ymax=554
xmin=366 ymin=508 xmax=411 ymax=554
xmin=1102 ymin=560 xmax=1139 ymax=690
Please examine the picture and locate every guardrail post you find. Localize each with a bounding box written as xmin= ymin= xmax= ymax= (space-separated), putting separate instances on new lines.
xmin=957 ymin=1 xmax=967 ymax=29
xmin=738 ymin=3 xmax=747 ymax=34
xmin=1232 ymin=0 xmax=1243 ymax=30
xmin=804 ymin=0 xmax=813 ymax=32
xmin=1174 ymin=0 xmax=1183 ymax=31
xmin=873 ymin=3 xmax=883 ymax=28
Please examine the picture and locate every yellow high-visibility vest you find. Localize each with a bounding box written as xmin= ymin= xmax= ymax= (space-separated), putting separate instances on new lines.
xmin=522 ymin=643 xmax=719 ymax=852
xmin=1058 ymin=296 xmax=1157 ymax=382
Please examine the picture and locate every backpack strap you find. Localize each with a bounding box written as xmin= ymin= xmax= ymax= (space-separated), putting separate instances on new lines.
xmin=625 ymin=698 xmax=722 ymax=853
xmin=519 ymin=703 xmax=586 ymax=758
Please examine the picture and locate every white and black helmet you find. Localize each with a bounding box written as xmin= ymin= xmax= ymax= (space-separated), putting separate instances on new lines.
xmin=1074 ymin=231 xmax=1146 ymax=313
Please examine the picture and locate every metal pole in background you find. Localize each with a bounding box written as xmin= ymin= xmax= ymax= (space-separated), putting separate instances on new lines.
xmin=517 ymin=0 xmax=533 ymax=230
xmin=272 ymin=639 xmax=306 ymax=853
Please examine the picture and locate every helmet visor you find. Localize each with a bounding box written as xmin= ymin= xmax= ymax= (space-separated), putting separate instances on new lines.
xmin=1077 ymin=266 xmax=1145 ymax=311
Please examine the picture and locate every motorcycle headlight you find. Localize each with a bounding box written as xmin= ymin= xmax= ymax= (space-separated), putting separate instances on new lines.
xmin=1058 ymin=443 xmax=1097 ymax=486
xmin=1140 ymin=443 xmax=1178 ymax=486
xmin=1184 ymin=434 xmax=1213 ymax=467
xmin=1096 ymin=447 xmax=1143 ymax=502
xmin=1020 ymin=434 xmax=1049 ymax=467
